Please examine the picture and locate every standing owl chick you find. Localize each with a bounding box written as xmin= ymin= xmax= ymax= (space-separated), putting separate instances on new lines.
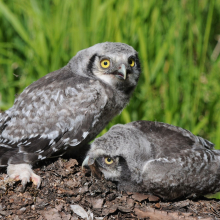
xmin=0 ymin=42 xmax=141 ymax=189
xmin=83 ymin=121 xmax=220 ymax=200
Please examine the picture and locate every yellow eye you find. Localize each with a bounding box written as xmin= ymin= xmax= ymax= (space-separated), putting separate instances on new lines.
xmin=104 ymin=157 xmax=114 ymax=165
xmin=100 ymin=59 xmax=110 ymax=68
xmin=128 ymin=58 xmax=135 ymax=67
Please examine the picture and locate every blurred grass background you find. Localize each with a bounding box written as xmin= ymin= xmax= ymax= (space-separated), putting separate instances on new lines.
xmin=0 ymin=1 xmax=219 ymax=149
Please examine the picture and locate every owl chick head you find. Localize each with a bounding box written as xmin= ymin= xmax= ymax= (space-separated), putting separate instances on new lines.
xmin=68 ymin=42 xmax=141 ymax=95
xmin=82 ymin=122 xmax=151 ymax=192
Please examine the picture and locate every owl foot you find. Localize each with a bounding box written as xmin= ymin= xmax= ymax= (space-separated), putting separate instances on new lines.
xmin=7 ymin=164 xmax=41 ymax=190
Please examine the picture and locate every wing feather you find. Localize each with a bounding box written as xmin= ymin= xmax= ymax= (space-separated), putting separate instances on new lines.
xmin=0 ymin=67 xmax=108 ymax=165
xmin=131 ymin=121 xmax=214 ymax=152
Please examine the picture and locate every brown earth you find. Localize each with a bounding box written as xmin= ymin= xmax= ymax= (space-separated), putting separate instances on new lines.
xmin=0 ymin=158 xmax=220 ymax=220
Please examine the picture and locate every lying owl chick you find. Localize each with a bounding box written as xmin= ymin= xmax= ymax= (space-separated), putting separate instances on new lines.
xmin=0 ymin=42 xmax=141 ymax=189
xmin=83 ymin=121 xmax=220 ymax=200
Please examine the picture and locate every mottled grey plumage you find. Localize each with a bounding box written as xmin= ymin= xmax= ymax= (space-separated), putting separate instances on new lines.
xmin=0 ymin=42 xmax=141 ymax=187
xmin=83 ymin=121 xmax=220 ymax=200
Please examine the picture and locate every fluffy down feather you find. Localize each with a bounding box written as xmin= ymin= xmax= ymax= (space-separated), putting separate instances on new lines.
xmin=83 ymin=121 xmax=220 ymax=200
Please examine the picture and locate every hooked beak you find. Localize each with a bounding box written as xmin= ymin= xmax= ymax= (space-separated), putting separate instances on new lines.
xmin=116 ymin=64 xmax=127 ymax=80
xmin=82 ymin=156 xmax=102 ymax=179
xmin=82 ymin=155 xmax=94 ymax=168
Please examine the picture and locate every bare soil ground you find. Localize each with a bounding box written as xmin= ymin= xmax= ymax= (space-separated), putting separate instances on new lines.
xmin=0 ymin=158 xmax=220 ymax=220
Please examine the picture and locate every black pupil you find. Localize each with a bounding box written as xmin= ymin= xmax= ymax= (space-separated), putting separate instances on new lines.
xmin=104 ymin=61 xmax=108 ymax=65
xmin=107 ymin=158 xmax=112 ymax=162
xmin=129 ymin=59 xmax=133 ymax=64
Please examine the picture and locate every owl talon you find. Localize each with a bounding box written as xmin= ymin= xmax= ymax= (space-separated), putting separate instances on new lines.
xmin=31 ymin=173 xmax=41 ymax=188
xmin=21 ymin=177 xmax=29 ymax=190
xmin=7 ymin=164 xmax=41 ymax=189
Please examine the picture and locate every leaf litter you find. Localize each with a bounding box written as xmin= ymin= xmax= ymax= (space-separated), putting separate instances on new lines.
xmin=0 ymin=158 xmax=219 ymax=220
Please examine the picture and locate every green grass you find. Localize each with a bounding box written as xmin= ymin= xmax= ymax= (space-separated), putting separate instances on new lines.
xmin=0 ymin=0 xmax=220 ymax=196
